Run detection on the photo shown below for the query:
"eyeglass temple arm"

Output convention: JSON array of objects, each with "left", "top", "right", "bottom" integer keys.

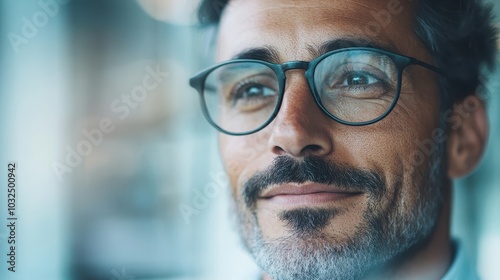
[{"left": 408, "top": 57, "right": 446, "bottom": 76}]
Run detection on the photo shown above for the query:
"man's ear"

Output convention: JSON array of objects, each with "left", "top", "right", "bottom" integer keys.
[{"left": 447, "top": 95, "right": 489, "bottom": 178}]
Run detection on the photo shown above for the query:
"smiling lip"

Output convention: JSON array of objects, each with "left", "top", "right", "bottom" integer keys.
[{"left": 259, "top": 183, "right": 362, "bottom": 206}]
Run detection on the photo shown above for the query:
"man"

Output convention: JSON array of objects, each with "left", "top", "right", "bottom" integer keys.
[{"left": 189, "top": 0, "right": 497, "bottom": 279}]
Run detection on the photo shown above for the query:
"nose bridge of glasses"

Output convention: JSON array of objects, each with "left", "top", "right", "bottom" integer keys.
[{"left": 281, "top": 61, "right": 309, "bottom": 72}]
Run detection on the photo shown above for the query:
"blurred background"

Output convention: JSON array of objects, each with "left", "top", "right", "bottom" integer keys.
[{"left": 0, "top": 0, "right": 498, "bottom": 279}]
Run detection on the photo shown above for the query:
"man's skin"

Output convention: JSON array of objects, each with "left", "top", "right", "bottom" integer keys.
[{"left": 214, "top": 0, "right": 488, "bottom": 278}]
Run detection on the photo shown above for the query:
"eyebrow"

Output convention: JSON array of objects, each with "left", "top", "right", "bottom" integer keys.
[
  {"left": 230, "top": 38, "right": 400, "bottom": 63},
  {"left": 313, "top": 38, "right": 399, "bottom": 57},
  {"left": 232, "top": 46, "right": 281, "bottom": 63}
]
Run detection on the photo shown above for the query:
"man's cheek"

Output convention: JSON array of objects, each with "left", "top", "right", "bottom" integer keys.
[
  {"left": 222, "top": 158, "right": 243, "bottom": 195},
  {"left": 220, "top": 142, "right": 254, "bottom": 194}
]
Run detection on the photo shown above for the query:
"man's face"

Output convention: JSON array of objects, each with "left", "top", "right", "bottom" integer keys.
[{"left": 216, "top": 0, "right": 446, "bottom": 279}]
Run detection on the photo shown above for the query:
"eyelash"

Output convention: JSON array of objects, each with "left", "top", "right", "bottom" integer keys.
[{"left": 336, "top": 68, "right": 389, "bottom": 88}]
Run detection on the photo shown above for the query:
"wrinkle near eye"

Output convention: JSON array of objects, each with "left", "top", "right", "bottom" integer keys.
[{"left": 391, "top": 98, "right": 415, "bottom": 120}]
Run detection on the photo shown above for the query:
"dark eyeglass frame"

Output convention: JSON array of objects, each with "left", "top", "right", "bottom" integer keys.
[{"left": 189, "top": 47, "right": 444, "bottom": 136}]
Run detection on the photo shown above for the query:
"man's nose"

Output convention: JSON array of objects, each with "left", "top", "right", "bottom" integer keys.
[{"left": 268, "top": 71, "right": 334, "bottom": 158}]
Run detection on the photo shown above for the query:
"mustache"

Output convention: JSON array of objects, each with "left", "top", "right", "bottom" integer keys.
[{"left": 242, "top": 156, "right": 386, "bottom": 208}]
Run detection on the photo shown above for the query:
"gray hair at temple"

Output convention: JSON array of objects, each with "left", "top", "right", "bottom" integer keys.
[{"left": 196, "top": 0, "right": 498, "bottom": 111}]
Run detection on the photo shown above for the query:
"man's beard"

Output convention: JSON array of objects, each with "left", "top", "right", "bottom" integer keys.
[{"left": 231, "top": 143, "right": 446, "bottom": 280}]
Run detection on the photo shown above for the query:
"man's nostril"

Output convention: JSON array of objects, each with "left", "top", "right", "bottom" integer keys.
[{"left": 301, "top": 144, "right": 325, "bottom": 156}]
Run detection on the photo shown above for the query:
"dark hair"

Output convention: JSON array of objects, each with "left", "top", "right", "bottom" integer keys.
[{"left": 196, "top": 0, "right": 498, "bottom": 109}]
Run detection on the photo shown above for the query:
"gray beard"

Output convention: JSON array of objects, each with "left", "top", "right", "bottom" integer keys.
[{"left": 234, "top": 143, "right": 446, "bottom": 280}]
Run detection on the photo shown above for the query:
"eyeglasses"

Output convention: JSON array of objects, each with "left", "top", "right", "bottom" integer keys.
[{"left": 189, "top": 47, "right": 443, "bottom": 136}]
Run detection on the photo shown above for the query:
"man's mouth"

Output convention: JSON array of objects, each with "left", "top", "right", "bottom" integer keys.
[{"left": 258, "top": 183, "right": 363, "bottom": 207}]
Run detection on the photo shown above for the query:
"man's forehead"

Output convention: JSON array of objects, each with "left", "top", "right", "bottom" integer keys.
[
  {"left": 217, "top": 0, "right": 419, "bottom": 62},
  {"left": 226, "top": 0, "right": 348, "bottom": 14},
  {"left": 222, "top": 0, "right": 419, "bottom": 16}
]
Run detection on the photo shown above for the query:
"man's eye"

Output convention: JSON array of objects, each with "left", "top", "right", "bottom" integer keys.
[
  {"left": 342, "top": 73, "right": 379, "bottom": 87},
  {"left": 230, "top": 81, "right": 277, "bottom": 104},
  {"left": 224, "top": 80, "right": 278, "bottom": 112},
  {"left": 320, "top": 70, "right": 390, "bottom": 100},
  {"left": 236, "top": 84, "right": 276, "bottom": 99}
]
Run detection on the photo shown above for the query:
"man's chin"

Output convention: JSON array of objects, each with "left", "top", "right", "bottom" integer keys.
[
  {"left": 250, "top": 208, "right": 359, "bottom": 255},
  {"left": 247, "top": 223, "right": 379, "bottom": 280},
  {"left": 266, "top": 230, "right": 347, "bottom": 251}
]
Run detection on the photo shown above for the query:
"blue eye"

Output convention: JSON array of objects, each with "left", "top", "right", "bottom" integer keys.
[
  {"left": 237, "top": 84, "right": 276, "bottom": 99},
  {"left": 319, "top": 69, "right": 391, "bottom": 100},
  {"left": 343, "top": 73, "right": 378, "bottom": 86},
  {"left": 228, "top": 78, "right": 278, "bottom": 111},
  {"left": 231, "top": 82, "right": 277, "bottom": 108}
]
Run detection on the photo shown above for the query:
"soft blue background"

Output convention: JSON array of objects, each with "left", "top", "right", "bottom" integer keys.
[{"left": 0, "top": 0, "right": 498, "bottom": 279}]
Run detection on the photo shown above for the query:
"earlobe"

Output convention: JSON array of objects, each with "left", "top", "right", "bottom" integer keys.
[{"left": 447, "top": 95, "right": 489, "bottom": 178}]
